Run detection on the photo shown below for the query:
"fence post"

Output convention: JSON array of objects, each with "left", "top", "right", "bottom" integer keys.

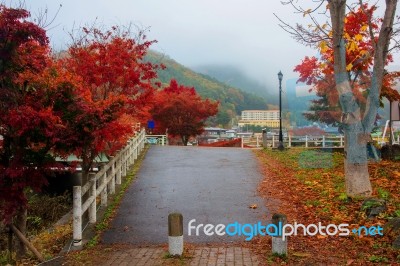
[
  {"left": 256, "top": 135, "right": 259, "bottom": 147},
  {"left": 101, "top": 172, "right": 108, "bottom": 207},
  {"left": 116, "top": 156, "right": 122, "bottom": 185},
  {"left": 322, "top": 135, "right": 325, "bottom": 148},
  {"left": 125, "top": 149, "right": 129, "bottom": 173},
  {"left": 241, "top": 136, "right": 244, "bottom": 148},
  {"left": 135, "top": 141, "right": 138, "bottom": 160},
  {"left": 168, "top": 213, "right": 183, "bottom": 256},
  {"left": 122, "top": 151, "right": 126, "bottom": 177},
  {"left": 288, "top": 134, "right": 291, "bottom": 148},
  {"left": 161, "top": 136, "right": 165, "bottom": 146},
  {"left": 272, "top": 213, "right": 287, "bottom": 256},
  {"left": 73, "top": 186, "right": 82, "bottom": 247},
  {"left": 340, "top": 135, "right": 344, "bottom": 147},
  {"left": 110, "top": 162, "right": 115, "bottom": 195},
  {"left": 272, "top": 135, "right": 275, "bottom": 148},
  {"left": 305, "top": 135, "right": 308, "bottom": 148},
  {"left": 89, "top": 175, "right": 97, "bottom": 224},
  {"left": 262, "top": 129, "right": 267, "bottom": 147},
  {"left": 130, "top": 141, "right": 134, "bottom": 164}
]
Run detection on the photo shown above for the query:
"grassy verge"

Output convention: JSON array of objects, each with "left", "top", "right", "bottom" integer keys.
[{"left": 251, "top": 148, "right": 400, "bottom": 264}]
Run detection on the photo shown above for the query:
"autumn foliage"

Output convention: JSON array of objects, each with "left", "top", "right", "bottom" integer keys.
[
  {"left": 294, "top": 4, "right": 400, "bottom": 125},
  {"left": 0, "top": 4, "right": 219, "bottom": 226},
  {"left": 59, "top": 26, "right": 161, "bottom": 178},
  {"left": 254, "top": 149, "right": 400, "bottom": 264},
  {"left": 151, "top": 80, "right": 218, "bottom": 146},
  {"left": 0, "top": 6, "right": 164, "bottom": 224},
  {"left": 0, "top": 5, "right": 64, "bottom": 222}
]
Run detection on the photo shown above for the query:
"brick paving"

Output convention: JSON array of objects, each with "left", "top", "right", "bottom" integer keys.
[{"left": 99, "top": 246, "right": 261, "bottom": 266}]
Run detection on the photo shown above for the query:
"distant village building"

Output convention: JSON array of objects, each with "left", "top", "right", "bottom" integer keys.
[
  {"left": 197, "top": 127, "right": 233, "bottom": 144},
  {"left": 238, "top": 110, "right": 280, "bottom": 128}
]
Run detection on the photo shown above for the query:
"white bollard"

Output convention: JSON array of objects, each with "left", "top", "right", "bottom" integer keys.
[
  {"left": 168, "top": 213, "right": 183, "bottom": 256},
  {"left": 272, "top": 213, "right": 287, "bottom": 256}
]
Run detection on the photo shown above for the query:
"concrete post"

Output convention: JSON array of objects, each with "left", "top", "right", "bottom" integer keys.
[
  {"left": 262, "top": 129, "right": 267, "bottom": 147},
  {"left": 122, "top": 151, "right": 126, "bottom": 177},
  {"left": 73, "top": 186, "right": 82, "bottom": 246},
  {"left": 256, "top": 135, "right": 259, "bottom": 147},
  {"left": 130, "top": 141, "right": 134, "bottom": 164},
  {"left": 272, "top": 135, "right": 275, "bottom": 148},
  {"left": 89, "top": 176, "right": 96, "bottom": 224},
  {"left": 305, "top": 135, "right": 308, "bottom": 148},
  {"left": 116, "top": 157, "right": 122, "bottom": 185},
  {"left": 101, "top": 173, "right": 107, "bottom": 207},
  {"left": 168, "top": 213, "right": 183, "bottom": 256},
  {"left": 272, "top": 213, "right": 287, "bottom": 256},
  {"left": 241, "top": 136, "right": 244, "bottom": 148},
  {"left": 340, "top": 135, "right": 344, "bottom": 147},
  {"left": 110, "top": 163, "right": 115, "bottom": 194}
]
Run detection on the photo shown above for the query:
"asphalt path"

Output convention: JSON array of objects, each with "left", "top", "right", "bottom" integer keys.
[{"left": 101, "top": 146, "right": 268, "bottom": 245}]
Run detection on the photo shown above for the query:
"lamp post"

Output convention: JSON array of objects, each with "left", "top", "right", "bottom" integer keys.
[{"left": 278, "top": 71, "right": 284, "bottom": 150}]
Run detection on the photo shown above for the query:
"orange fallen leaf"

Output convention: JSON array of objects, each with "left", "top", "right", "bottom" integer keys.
[{"left": 292, "top": 252, "right": 311, "bottom": 257}]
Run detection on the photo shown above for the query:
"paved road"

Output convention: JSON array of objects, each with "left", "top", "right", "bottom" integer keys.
[{"left": 101, "top": 146, "right": 268, "bottom": 245}]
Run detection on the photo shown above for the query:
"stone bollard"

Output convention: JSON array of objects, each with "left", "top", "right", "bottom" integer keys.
[
  {"left": 272, "top": 213, "right": 287, "bottom": 256},
  {"left": 168, "top": 213, "right": 183, "bottom": 256},
  {"left": 262, "top": 129, "right": 267, "bottom": 147}
]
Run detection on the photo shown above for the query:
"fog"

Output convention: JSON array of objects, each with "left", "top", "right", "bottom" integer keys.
[{"left": 23, "top": 0, "right": 399, "bottom": 93}]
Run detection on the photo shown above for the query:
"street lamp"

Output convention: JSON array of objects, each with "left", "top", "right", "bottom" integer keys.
[{"left": 277, "top": 71, "right": 284, "bottom": 150}]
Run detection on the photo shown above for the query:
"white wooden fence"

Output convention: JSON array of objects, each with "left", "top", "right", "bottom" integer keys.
[
  {"left": 145, "top": 134, "right": 168, "bottom": 145},
  {"left": 243, "top": 134, "right": 345, "bottom": 148},
  {"left": 72, "top": 128, "right": 146, "bottom": 246}
]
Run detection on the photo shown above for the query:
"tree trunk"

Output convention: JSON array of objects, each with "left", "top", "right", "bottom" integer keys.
[
  {"left": 181, "top": 136, "right": 189, "bottom": 146},
  {"left": 15, "top": 207, "right": 27, "bottom": 259},
  {"left": 344, "top": 122, "right": 372, "bottom": 197}
]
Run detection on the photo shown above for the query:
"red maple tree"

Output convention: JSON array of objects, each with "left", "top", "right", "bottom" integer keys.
[
  {"left": 60, "top": 26, "right": 161, "bottom": 180},
  {"left": 0, "top": 5, "right": 86, "bottom": 257},
  {"left": 151, "top": 80, "right": 219, "bottom": 145}
]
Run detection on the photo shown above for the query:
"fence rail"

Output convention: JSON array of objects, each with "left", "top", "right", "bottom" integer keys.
[
  {"left": 145, "top": 135, "right": 168, "bottom": 145},
  {"left": 72, "top": 128, "right": 146, "bottom": 246},
  {"left": 244, "top": 134, "right": 397, "bottom": 148},
  {"left": 242, "top": 134, "right": 345, "bottom": 148}
]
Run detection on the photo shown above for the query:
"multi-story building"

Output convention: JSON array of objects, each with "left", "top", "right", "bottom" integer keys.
[{"left": 238, "top": 110, "right": 280, "bottom": 128}]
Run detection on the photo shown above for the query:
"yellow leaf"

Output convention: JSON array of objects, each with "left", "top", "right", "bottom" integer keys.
[
  {"left": 319, "top": 41, "right": 329, "bottom": 53},
  {"left": 293, "top": 252, "right": 311, "bottom": 257},
  {"left": 361, "top": 25, "right": 368, "bottom": 32},
  {"left": 346, "top": 63, "right": 353, "bottom": 71},
  {"left": 303, "top": 8, "right": 312, "bottom": 17},
  {"left": 347, "top": 41, "right": 358, "bottom": 52},
  {"left": 355, "top": 34, "right": 363, "bottom": 41}
]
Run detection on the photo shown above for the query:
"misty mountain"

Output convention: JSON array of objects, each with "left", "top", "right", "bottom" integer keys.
[
  {"left": 145, "top": 51, "right": 268, "bottom": 126},
  {"left": 193, "top": 64, "right": 277, "bottom": 105}
]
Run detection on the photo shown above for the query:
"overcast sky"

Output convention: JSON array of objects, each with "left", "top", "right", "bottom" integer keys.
[{"left": 23, "top": 0, "right": 399, "bottom": 90}]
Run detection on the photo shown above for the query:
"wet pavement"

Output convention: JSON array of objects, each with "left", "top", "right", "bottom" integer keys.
[{"left": 101, "top": 146, "right": 268, "bottom": 245}]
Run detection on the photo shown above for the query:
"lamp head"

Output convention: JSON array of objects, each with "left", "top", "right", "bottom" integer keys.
[{"left": 278, "top": 71, "right": 283, "bottom": 81}]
